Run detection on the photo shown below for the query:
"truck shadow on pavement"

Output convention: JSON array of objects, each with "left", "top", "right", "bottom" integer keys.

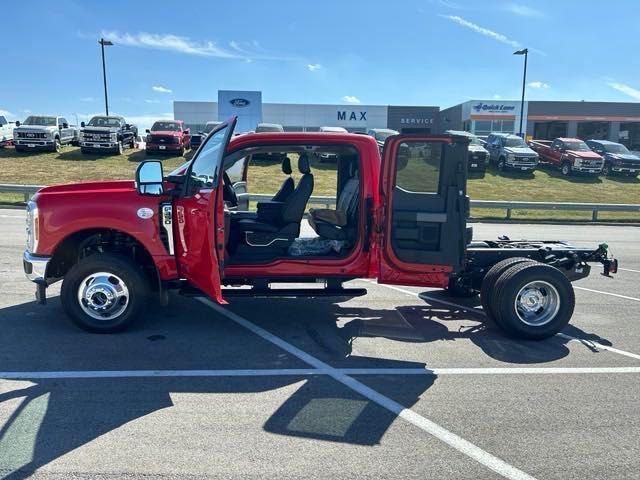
[{"left": 0, "top": 297, "right": 434, "bottom": 478}]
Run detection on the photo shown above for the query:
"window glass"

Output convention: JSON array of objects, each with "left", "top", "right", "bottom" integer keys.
[
  {"left": 394, "top": 141, "right": 443, "bottom": 194},
  {"left": 189, "top": 124, "right": 229, "bottom": 189},
  {"left": 474, "top": 120, "right": 492, "bottom": 136}
]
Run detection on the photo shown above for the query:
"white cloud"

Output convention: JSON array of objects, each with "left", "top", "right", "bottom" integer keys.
[
  {"left": 98, "top": 30, "right": 297, "bottom": 62},
  {"left": 505, "top": 4, "right": 543, "bottom": 17},
  {"left": 608, "top": 82, "right": 640, "bottom": 101},
  {"left": 0, "top": 109, "right": 13, "bottom": 117},
  {"left": 307, "top": 63, "right": 322, "bottom": 72},
  {"left": 438, "top": 0, "right": 463, "bottom": 9},
  {"left": 23, "top": 109, "right": 31, "bottom": 114},
  {"left": 440, "top": 15, "right": 521, "bottom": 48},
  {"left": 342, "top": 96, "right": 361, "bottom": 104},
  {"left": 145, "top": 99, "right": 161, "bottom": 104},
  {"left": 80, "top": 96, "right": 95, "bottom": 102},
  {"left": 528, "top": 81, "right": 550, "bottom": 89},
  {"left": 152, "top": 85, "right": 172, "bottom": 94}
]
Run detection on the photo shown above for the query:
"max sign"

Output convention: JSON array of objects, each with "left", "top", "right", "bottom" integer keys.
[{"left": 337, "top": 111, "right": 367, "bottom": 121}]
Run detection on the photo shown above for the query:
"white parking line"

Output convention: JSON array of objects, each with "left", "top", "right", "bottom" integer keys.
[
  {"left": 198, "top": 298, "right": 537, "bottom": 480},
  {"left": 364, "top": 281, "right": 640, "bottom": 362},
  {"left": 2, "top": 366, "right": 640, "bottom": 380},
  {"left": 574, "top": 286, "right": 640, "bottom": 302},
  {"left": 620, "top": 267, "right": 640, "bottom": 274}
]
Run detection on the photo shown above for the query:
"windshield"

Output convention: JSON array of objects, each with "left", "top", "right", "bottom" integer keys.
[
  {"left": 152, "top": 121, "right": 180, "bottom": 131},
  {"left": 603, "top": 143, "right": 630, "bottom": 154},
  {"left": 24, "top": 116, "right": 56, "bottom": 126},
  {"left": 505, "top": 137, "right": 527, "bottom": 148},
  {"left": 563, "top": 141, "right": 590, "bottom": 152},
  {"left": 88, "top": 116, "right": 122, "bottom": 127},
  {"left": 374, "top": 130, "right": 399, "bottom": 142}
]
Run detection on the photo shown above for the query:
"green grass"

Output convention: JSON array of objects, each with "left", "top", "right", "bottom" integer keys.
[{"left": 1, "top": 145, "right": 638, "bottom": 221}]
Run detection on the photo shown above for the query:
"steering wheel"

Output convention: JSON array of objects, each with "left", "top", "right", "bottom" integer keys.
[{"left": 222, "top": 171, "right": 239, "bottom": 207}]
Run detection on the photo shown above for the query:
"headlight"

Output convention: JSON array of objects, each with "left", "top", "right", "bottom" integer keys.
[
  {"left": 26, "top": 200, "right": 39, "bottom": 253},
  {"left": 573, "top": 157, "right": 582, "bottom": 166},
  {"left": 507, "top": 154, "right": 515, "bottom": 161},
  {"left": 110, "top": 133, "right": 118, "bottom": 141}
]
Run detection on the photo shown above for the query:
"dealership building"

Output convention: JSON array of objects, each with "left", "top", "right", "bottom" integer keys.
[
  {"left": 174, "top": 90, "right": 440, "bottom": 136},
  {"left": 441, "top": 100, "right": 640, "bottom": 148},
  {"left": 174, "top": 91, "right": 640, "bottom": 149}
]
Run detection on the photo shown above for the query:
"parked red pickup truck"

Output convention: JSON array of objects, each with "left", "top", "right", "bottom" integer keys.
[
  {"left": 23, "top": 117, "right": 617, "bottom": 339},
  {"left": 528, "top": 138, "right": 604, "bottom": 176},
  {"left": 145, "top": 120, "right": 190, "bottom": 156}
]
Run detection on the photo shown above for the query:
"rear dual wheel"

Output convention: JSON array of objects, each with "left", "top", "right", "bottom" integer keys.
[{"left": 481, "top": 259, "right": 574, "bottom": 339}]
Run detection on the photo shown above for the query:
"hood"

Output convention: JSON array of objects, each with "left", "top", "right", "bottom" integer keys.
[
  {"left": 15, "top": 125, "right": 56, "bottom": 132},
  {"left": 566, "top": 150, "right": 601, "bottom": 159},
  {"left": 468, "top": 144, "right": 489, "bottom": 154},
  {"left": 81, "top": 126, "right": 119, "bottom": 133},
  {"left": 37, "top": 180, "right": 135, "bottom": 196},
  {"left": 504, "top": 146, "right": 536, "bottom": 155},
  {"left": 606, "top": 153, "right": 640, "bottom": 162},
  {"left": 150, "top": 130, "right": 182, "bottom": 136}
]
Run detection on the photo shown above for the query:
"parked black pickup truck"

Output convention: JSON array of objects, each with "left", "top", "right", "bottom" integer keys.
[
  {"left": 79, "top": 116, "right": 138, "bottom": 155},
  {"left": 586, "top": 140, "right": 640, "bottom": 177}
]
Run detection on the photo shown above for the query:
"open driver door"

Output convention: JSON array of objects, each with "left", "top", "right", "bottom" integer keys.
[
  {"left": 175, "top": 117, "right": 237, "bottom": 303},
  {"left": 377, "top": 134, "right": 469, "bottom": 288}
]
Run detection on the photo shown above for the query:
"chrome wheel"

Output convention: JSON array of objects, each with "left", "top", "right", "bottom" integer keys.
[
  {"left": 514, "top": 280, "right": 560, "bottom": 326},
  {"left": 77, "top": 272, "right": 130, "bottom": 321}
]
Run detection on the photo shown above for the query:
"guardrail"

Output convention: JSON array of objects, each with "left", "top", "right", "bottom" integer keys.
[{"left": 1, "top": 184, "right": 639, "bottom": 221}]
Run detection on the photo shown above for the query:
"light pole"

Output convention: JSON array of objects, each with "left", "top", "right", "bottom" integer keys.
[
  {"left": 99, "top": 38, "right": 113, "bottom": 116},
  {"left": 514, "top": 48, "right": 528, "bottom": 137}
]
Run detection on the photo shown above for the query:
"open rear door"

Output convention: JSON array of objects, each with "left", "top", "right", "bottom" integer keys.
[
  {"left": 377, "top": 135, "right": 469, "bottom": 287},
  {"left": 175, "top": 117, "right": 237, "bottom": 302}
]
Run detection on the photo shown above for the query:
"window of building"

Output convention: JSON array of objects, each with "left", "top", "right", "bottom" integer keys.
[
  {"left": 473, "top": 119, "right": 516, "bottom": 136},
  {"left": 619, "top": 122, "right": 640, "bottom": 150},
  {"left": 577, "top": 122, "right": 610, "bottom": 140}
]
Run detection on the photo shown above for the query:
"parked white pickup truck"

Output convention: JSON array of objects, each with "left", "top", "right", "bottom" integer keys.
[{"left": 0, "top": 115, "right": 15, "bottom": 147}]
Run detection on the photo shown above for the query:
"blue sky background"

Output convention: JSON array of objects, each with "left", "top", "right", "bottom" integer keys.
[{"left": 1, "top": 0, "right": 639, "bottom": 129}]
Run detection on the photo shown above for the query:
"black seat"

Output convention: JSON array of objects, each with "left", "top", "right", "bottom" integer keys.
[
  {"left": 235, "top": 154, "right": 314, "bottom": 248},
  {"left": 308, "top": 161, "right": 359, "bottom": 241},
  {"left": 271, "top": 156, "right": 295, "bottom": 202}
]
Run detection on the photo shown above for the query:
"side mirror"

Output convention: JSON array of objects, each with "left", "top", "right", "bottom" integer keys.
[
  {"left": 125, "top": 124, "right": 131, "bottom": 130},
  {"left": 145, "top": 129, "right": 150, "bottom": 134},
  {"left": 63, "top": 123, "right": 69, "bottom": 128},
  {"left": 184, "top": 129, "right": 190, "bottom": 134},
  {"left": 135, "top": 161, "right": 164, "bottom": 196},
  {"left": 81, "top": 121, "right": 86, "bottom": 128},
  {"left": 15, "top": 121, "right": 20, "bottom": 127}
]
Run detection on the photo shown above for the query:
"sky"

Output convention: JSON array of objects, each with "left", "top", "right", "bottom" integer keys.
[{"left": 1, "top": 0, "right": 640, "bottom": 130}]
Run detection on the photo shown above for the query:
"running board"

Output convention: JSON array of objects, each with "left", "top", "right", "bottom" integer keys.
[{"left": 222, "top": 287, "right": 368, "bottom": 298}]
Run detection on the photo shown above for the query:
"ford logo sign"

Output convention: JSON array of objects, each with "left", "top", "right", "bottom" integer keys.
[{"left": 229, "top": 98, "right": 250, "bottom": 108}]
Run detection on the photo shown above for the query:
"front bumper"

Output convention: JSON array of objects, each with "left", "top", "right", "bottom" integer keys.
[
  {"left": 14, "top": 139, "right": 55, "bottom": 149},
  {"left": 506, "top": 159, "right": 538, "bottom": 170},
  {"left": 146, "top": 143, "right": 182, "bottom": 152},
  {"left": 612, "top": 166, "right": 640, "bottom": 173},
  {"left": 571, "top": 164, "right": 603, "bottom": 174},
  {"left": 23, "top": 250, "right": 51, "bottom": 283}
]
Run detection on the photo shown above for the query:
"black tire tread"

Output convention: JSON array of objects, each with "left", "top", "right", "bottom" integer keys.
[{"left": 481, "top": 257, "right": 537, "bottom": 322}]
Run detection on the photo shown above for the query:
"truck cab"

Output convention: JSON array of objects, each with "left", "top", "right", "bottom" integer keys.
[
  {"left": 23, "top": 117, "right": 617, "bottom": 340},
  {"left": 145, "top": 120, "right": 190, "bottom": 156},
  {"left": 485, "top": 133, "right": 539, "bottom": 172},
  {"left": 80, "top": 115, "right": 138, "bottom": 155},
  {"left": 13, "top": 115, "right": 77, "bottom": 152}
]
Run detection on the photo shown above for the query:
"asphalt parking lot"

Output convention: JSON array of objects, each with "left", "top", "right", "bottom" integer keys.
[{"left": 1, "top": 208, "right": 639, "bottom": 480}]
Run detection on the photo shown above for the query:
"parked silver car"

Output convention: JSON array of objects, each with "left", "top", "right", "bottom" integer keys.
[
  {"left": 485, "top": 132, "right": 539, "bottom": 172},
  {"left": 13, "top": 115, "right": 78, "bottom": 152}
]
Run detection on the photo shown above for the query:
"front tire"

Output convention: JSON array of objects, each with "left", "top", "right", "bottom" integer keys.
[
  {"left": 116, "top": 141, "right": 124, "bottom": 155},
  {"left": 52, "top": 137, "right": 61, "bottom": 153},
  {"left": 492, "top": 263, "right": 575, "bottom": 340},
  {"left": 61, "top": 253, "right": 148, "bottom": 333},
  {"left": 561, "top": 162, "right": 572, "bottom": 176},
  {"left": 497, "top": 157, "right": 506, "bottom": 171},
  {"left": 602, "top": 163, "right": 612, "bottom": 176}
]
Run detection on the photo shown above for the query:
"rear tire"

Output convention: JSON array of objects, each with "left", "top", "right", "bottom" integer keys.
[
  {"left": 61, "top": 253, "right": 148, "bottom": 333},
  {"left": 481, "top": 257, "right": 537, "bottom": 323},
  {"left": 492, "top": 263, "right": 575, "bottom": 340}
]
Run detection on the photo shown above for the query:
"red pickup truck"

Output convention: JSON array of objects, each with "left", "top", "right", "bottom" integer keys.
[
  {"left": 145, "top": 120, "right": 190, "bottom": 156},
  {"left": 528, "top": 138, "right": 604, "bottom": 176},
  {"left": 23, "top": 117, "right": 617, "bottom": 339}
]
